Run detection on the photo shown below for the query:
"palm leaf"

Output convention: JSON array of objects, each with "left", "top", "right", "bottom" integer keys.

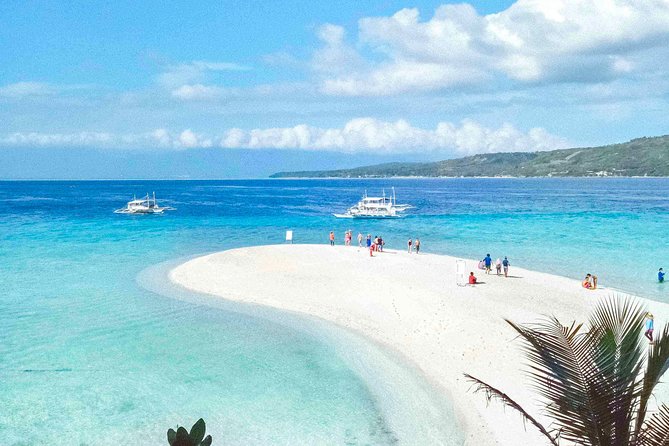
[
  {"left": 635, "top": 324, "right": 669, "bottom": 442},
  {"left": 464, "top": 373, "right": 559, "bottom": 446},
  {"left": 637, "top": 404, "right": 669, "bottom": 446},
  {"left": 507, "top": 318, "right": 611, "bottom": 445},
  {"left": 588, "top": 296, "right": 646, "bottom": 445}
]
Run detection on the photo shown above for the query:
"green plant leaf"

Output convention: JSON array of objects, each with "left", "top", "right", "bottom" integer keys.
[
  {"left": 175, "top": 426, "right": 191, "bottom": 446},
  {"left": 167, "top": 428, "right": 177, "bottom": 446},
  {"left": 190, "top": 418, "right": 206, "bottom": 444},
  {"left": 201, "top": 435, "right": 213, "bottom": 446}
]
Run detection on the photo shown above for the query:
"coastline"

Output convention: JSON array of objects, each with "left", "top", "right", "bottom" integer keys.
[
  {"left": 169, "top": 244, "right": 669, "bottom": 445},
  {"left": 138, "top": 256, "right": 467, "bottom": 445}
]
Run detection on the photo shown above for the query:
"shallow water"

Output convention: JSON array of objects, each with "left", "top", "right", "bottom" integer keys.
[{"left": 0, "top": 178, "right": 667, "bottom": 444}]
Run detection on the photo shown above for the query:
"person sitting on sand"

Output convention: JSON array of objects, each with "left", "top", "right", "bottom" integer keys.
[
  {"left": 645, "top": 313, "right": 655, "bottom": 343},
  {"left": 659, "top": 268, "right": 665, "bottom": 283},
  {"left": 469, "top": 272, "right": 477, "bottom": 285},
  {"left": 582, "top": 273, "right": 598, "bottom": 290}
]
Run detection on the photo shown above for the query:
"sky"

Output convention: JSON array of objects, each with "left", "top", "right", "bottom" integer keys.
[{"left": 1, "top": 0, "right": 668, "bottom": 178}]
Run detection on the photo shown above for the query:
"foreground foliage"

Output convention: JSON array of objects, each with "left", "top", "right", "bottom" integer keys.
[
  {"left": 167, "top": 418, "right": 212, "bottom": 446},
  {"left": 466, "top": 296, "right": 669, "bottom": 446}
]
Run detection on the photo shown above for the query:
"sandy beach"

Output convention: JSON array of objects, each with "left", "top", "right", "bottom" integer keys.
[{"left": 170, "top": 244, "right": 669, "bottom": 445}]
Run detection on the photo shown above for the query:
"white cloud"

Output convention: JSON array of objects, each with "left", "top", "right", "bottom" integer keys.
[
  {"left": 0, "top": 82, "right": 57, "bottom": 98},
  {"left": 219, "top": 118, "right": 569, "bottom": 154},
  {"left": 1, "top": 131, "right": 114, "bottom": 146},
  {"left": 0, "top": 128, "right": 212, "bottom": 150},
  {"left": 0, "top": 119, "right": 568, "bottom": 155},
  {"left": 178, "top": 129, "right": 199, "bottom": 148},
  {"left": 171, "top": 84, "right": 228, "bottom": 100},
  {"left": 157, "top": 60, "right": 250, "bottom": 88},
  {"left": 312, "top": 24, "right": 366, "bottom": 76},
  {"left": 315, "top": 0, "right": 669, "bottom": 95}
]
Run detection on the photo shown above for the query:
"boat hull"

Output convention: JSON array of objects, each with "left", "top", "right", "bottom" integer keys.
[{"left": 333, "top": 213, "right": 403, "bottom": 219}]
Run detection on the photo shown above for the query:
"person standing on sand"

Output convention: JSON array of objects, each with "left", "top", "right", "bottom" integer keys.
[
  {"left": 408, "top": 238, "right": 413, "bottom": 253},
  {"left": 329, "top": 231, "right": 335, "bottom": 246},
  {"left": 495, "top": 258, "right": 502, "bottom": 275},
  {"left": 366, "top": 234, "right": 372, "bottom": 249},
  {"left": 483, "top": 254, "right": 492, "bottom": 274},
  {"left": 357, "top": 233, "right": 363, "bottom": 247},
  {"left": 415, "top": 238, "right": 420, "bottom": 253},
  {"left": 502, "top": 256, "right": 510, "bottom": 277},
  {"left": 645, "top": 313, "right": 655, "bottom": 343}
]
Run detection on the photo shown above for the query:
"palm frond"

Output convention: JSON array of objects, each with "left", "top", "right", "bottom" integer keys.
[
  {"left": 636, "top": 323, "right": 669, "bottom": 440},
  {"left": 588, "top": 296, "right": 647, "bottom": 445},
  {"left": 464, "top": 373, "right": 560, "bottom": 446},
  {"left": 507, "top": 317, "right": 610, "bottom": 445},
  {"left": 637, "top": 404, "right": 669, "bottom": 446}
]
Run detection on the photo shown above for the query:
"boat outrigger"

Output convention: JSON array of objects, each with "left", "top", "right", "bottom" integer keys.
[
  {"left": 114, "top": 192, "right": 175, "bottom": 214},
  {"left": 333, "top": 187, "right": 413, "bottom": 219}
]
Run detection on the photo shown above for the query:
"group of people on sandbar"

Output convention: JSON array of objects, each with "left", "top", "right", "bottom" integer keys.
[
  {"left": 328, "top": 230, "right": 386, "bottom": 255},
  {"left": 478, "top": 254, "right": 511, "bottom": 277},
  {"left": 582, "top": 273, "right": 598, "bottom": 290},
  {"left": 468, "top": 254, "right": 511, "bottom": 285},
  {"left": 407, "top": 238, "right": 420, "bottom": 253},
  {"left": 328, "top": 231, "right": 424, "bottom": 258}
]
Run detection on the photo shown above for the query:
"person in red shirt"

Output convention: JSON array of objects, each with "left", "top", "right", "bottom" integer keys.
[{"left": 468, "top": 272, "right": 477, "bottom": 285}]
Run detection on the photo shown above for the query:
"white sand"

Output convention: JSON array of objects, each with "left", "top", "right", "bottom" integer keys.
[{"left": 170, "top": 244, "right": 669, "bottom": 446}]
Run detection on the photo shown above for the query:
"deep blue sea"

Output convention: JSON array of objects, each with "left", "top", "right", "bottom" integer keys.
[{"left": 1, "top": 178, "right": 668, "bottom": 445}]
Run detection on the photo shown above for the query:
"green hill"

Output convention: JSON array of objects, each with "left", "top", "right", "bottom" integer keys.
[{"left": 270, "top": 135, "right": 669, "bottom": 178}]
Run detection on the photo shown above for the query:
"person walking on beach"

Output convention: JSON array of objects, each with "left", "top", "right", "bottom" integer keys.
[
  {"left": 378, "top": 236, "right": 384, "bottom": 252},
  {"left": 415, "top": 238, "right": 420, "bottom": 253},
  {"left": 645, "top": 313, "right": 655, "bottom": 343},
  {"left": 483, "top": 254, "right": 492, "bottom": 274},
  {"left": 408, "top": 238, "right": 413, "bottom": 253},
  {"left": 329, "top": 231, "right": 335, "bottom": 246},
  {"left": 357, "top": 233, "right": 363, "bottom": 247},
  {"left": 502, "top": 256, "right": 510, "bottom": 277},
  {"left": 495, "top": 258, "right": 502, "bottom": 275},
  {"left": 659, "top": 268, "right": 665, "bottom": 283}
]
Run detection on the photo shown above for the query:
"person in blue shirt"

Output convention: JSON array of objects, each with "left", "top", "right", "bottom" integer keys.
[
  {"left": 659, "top": 268, "right": 665, "bottom": 283},
  {"left": 645, "top": 313, "right": 655, "bottom": 343},
  {"left": 483, "top": 254, "right": 492, "bottom": 274},
  {"left": 502, "top": 256, "right": 510, "bottom": 278}
]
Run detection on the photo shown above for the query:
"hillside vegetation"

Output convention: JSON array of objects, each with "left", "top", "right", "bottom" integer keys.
[{"left": 270, "top": 135, "right": 669, "bottom": 178}]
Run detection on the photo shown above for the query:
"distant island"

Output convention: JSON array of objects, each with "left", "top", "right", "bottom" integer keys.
[{"left": 270, "top": 135, "right": 669, "bottom": 178}]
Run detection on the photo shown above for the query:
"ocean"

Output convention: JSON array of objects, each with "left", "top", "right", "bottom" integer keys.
[{"left": 1, "top": 178, "right": 668, "bottom": 445}]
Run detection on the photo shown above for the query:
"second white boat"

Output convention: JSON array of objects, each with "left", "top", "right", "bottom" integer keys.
[{"left": 333, "top": 188, "right": 413, "bottom": 219}]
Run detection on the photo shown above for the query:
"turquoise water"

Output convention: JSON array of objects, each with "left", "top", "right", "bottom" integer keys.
[{"left": 1, "top": 178, "right": 668, "bottom": 444}]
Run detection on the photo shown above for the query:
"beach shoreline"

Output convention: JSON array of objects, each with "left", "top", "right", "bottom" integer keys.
[{"left": 169, "top": 244, "right": 669, "bottom": 446}]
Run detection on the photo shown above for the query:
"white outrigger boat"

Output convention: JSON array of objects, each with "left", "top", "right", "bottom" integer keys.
[
  {"left": 114, "top": 192, "right": 175, "bottom": 214},
  {"left": 333, "top": 187, "right": 413, "bottom": 219}
]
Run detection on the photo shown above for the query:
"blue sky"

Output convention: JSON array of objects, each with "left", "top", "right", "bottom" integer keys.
[{"left": 1, "top": 0, "right": 668, "bottom": 178}]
